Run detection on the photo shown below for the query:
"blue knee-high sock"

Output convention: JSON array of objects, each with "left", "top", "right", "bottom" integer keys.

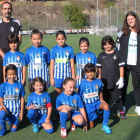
[
  {"left": 0, "top": 111, "right": 7, "bottom": 130},
  {"left": 60, "top": 112, "right": 68, "bottom": 129},
  {"left": 103, "top": 110, "right": 110, "bottom": 126},
  {"left": 73, "top": 121, "right": 84, "bottom": 126},
  {"left": 27, "top": 109, "right": 37, "bottom": 124},
  {"left": 45, "top": 128, "right": 54, "bottom": 134}
]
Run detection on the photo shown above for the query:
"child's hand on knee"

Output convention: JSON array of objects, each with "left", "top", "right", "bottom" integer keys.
[
  {"left": 63, "top": 105, "right": 72, "bottom": 111},
  {"left": 29, "top": 103, "right": 36, "bottom": 109},
  {"left": 45, "top": 118, "right": 51, "bottom": 124},
  {"left": 83, "top": 121, "right": 88, "bottom": 132},
  {"left": 19, "top": 112, "right": 23, "bottom": 121}
]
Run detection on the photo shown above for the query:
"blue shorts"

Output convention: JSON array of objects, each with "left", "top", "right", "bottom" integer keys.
[
  {"left": 85, "top": 101, "right": 101, "bottom": 121},
  {"left": 70, "top": 111, "right": 81, "bottom": 120},
  {"left": 37, "top": 113, "right": 53, "bottom": 125},
  {"left": 7, "top": 108, "right": 20, "bottom": 126},
  {"left": 54, "top": 78, "right": 64, "bottom": 88}
]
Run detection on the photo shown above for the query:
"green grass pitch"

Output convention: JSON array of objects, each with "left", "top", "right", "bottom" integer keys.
[{"left": 2, "top": 34, "right": 140, "bottom": 140}]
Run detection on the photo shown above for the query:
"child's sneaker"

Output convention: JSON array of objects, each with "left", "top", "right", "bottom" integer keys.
[
  {"left": 135, "top": 106, "right": 140, "bottom": 115},
  {"left": 71, "top": 124, "right": 76, "bottom": 131},
  {"left": 0, "top": 128, "right": 7, "bottom": 136},
  {"left": 102, "top": 125, "right": 111, "bottom": 134},
  {"left": 32, "top": 124, "right": 39, "bottom": 133},
  {"left": 120, "top": 111, "right": 127, "bottom": 120},
  {"left": 61, "top": 128, "right": 67, "bottom": 137}
]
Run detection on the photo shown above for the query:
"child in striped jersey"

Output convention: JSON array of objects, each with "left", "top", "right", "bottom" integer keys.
[
  {"left": 50, "top": 30, "right": 75, "bottom": 96},
  {"left": 3, "top": 34, "right": 26, "bottom": 86},
  {"left": 75, "top": 37, "right": 97, "bottom": 92},
  {"left": 78, "top": 63, "right": 111, "bottom": 134},
  {"left": 0, "top": 64, "right": 25, "bottom": 136},
  {"left": 25, "top": 29, "right": 50, "bottom": 88},
  {"left": 27, "top": 77, "right": 53, "bottom": 134}
]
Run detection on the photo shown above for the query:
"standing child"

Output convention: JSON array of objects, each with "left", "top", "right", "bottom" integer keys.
[
  {"left": 0, "top": 64, "right": 25, "bottom": 136},
  {"left": 3, "top": 34, "right": 26, "bottom": 86},
  {"left": 75, "top": 37, "right": 97, "bottom": 92},
  {"left": 27, "top": 77, "right": 53, "bottom": 134},
  {"left": 56, "top": 78, "right": 87, "bottom": 137},
  {"left": 78, "top": 63, "right": 111, "bottom": 134},
  {"left": 25, "top": 29, "right": 50, "bottom": 87},
  {"left": 96, "top": 36, "right": 126, "bottom": 119},
  {"left": 50, "top": 30, "right": 75, "bottom": 96}
]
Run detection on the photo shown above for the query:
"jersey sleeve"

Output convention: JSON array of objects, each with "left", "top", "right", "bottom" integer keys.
[
  {"left": 27, "top": 95, "right": 32, "bottom": 107},
  {"left": 98, "top": 79, "right": 104, "bottom": 91},
  {"left": 46, "top": 93, "right": 51, "bottom": 103},
  {"left": 116, "top": 31, "right": 123, "bottom": 51},
  {"left": 20, "top": 84, "right": 25, "bottom": 97},
  {"left": 94, "top": 54, "right": 97, "bottom": 65},
  {"left": 56, "top": 96, "right": 61, "bottom": 109},
  {"left": 17, "top": 20, "right": 23, "bottom": 35},
  {"left": 118, "top": 52, "right": 125, "bottom": 67},
  {"left": 21, "top": 53, "right": 26, "bottom": 66},
  {"left": 77, "top": 83, "right": 84, "bottom": 97},
  {"left": 77, "top": 94, "right": 84, "bottom": 109},
  {"left": 50, "top": 48, "right": 55, "bottom": 60},
  {"left": 25, "top": 50, "right": 30, "bottom": 65},
  {"left": 0, "top": 84, "right": 4, "bottom": 98},
  {"left": 96, "top": 53, "right": 102, "bottom": 68},
  {"left": 3, "top": 54, "right": 7, "bottom": 66},
  {"left": 70, "top": 47, "right": 74, "bottom": 59},
  {"left": 46, "top": 49, "right": 50, "bottom": 64}
]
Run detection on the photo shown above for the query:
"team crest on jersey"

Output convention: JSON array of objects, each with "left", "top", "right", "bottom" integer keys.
[
  {"left": 95, "top": 85, "right": 98, "bottom": 90},
  {"left": 10, "top": 27, "right": 14, "bottom": 32},
  {"left": 44, "top": 99, "right": 46, "bottom": 103},
  {"left": 88, "top": 57, "right": 91, "bottom": 62},
  {"left": 36, "top": 53, "right": 39, "bottom": 57},
  {"left": 15, "top": 88, "right": 19, "bottom": 93},
  {"left": 72, "top": 99, "right": 76, "bottom": 104},
  {"left": 17, "top": 56, "right": 20, "bottom": 61},
  {"left": 113, "top": 55, "right": 116, "bottom": 60},
  {"left": 66, "top": 51, "right": 69, "bottom": 56}
]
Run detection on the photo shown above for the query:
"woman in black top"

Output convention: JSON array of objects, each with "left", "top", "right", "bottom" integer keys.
[{"left": 116, "top": 11, "right": 140, "bottom": 115}]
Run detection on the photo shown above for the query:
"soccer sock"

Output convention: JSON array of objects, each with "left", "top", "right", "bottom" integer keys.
[
  {"left": 0, "top": 110, "right": 7, "bottom": 129},
  {"left": 73, "top": 121, "right": 84, "bottom": 126},
  {"left": 60, "top": 112, "right": 68, "bottom": 129},
  {"left": 103, "top": 110, "right": 110, "bottom": 126},
  {"left": 45, "top": 128, "right": 54, "bottom": 134},
  {"left": 116, "top": 100, "right": 123, "bottom": 112},
  {"left": 27, "top": 109, "right": 37, "bottom": 124}
]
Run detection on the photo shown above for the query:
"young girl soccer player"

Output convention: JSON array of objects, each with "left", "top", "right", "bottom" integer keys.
[
  {"left": 78, "top": 63, "right": 111, "bottom": 134},
  {"left": 50, "top": 30, "right": 75, "bottom": 120},
  {"left": 96, "top": 36, "right": 126, "bottom": 119},
  {"left": 27, "top": 77, "right": 53, "bottom": 134},
  {"left": 56, "top": 78, "right": 87, "bottom": 137},
  {"left": 50, "top": 30, "right": 75, "bottom": 96},
  {"left": 3, "top": 34, "right": 26, "bottom": 86},
  {"left": 0, "top": 64, "right": 25, "bottom": 136},
  {"left": 75, "top": 37, "right": 97, "bottom": 92},
  {"left": 25, "top": 29, "right": 50, "bottom": 87}
]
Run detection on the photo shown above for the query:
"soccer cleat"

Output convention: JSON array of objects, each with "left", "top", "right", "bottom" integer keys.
[
  {"left": 0, "top": 128, "right": 7, "bottom": 136},
  {"left": 71, "top": 124, "right": 76, "bottom": 131},
  {"left": 120, "top": 111, "right": 127, "bottom": 120},
  {"left": 61, "top": 128, "right": 67, "bottom": 137},
  {"left": 102, "top": 125, "right": 111, "bottom": 134},
  {"left": 135, "top": 106, "right": 140, "bottom": 115},
  {"left": 32, "top": 124, "right": 39, "bottom": 133}
]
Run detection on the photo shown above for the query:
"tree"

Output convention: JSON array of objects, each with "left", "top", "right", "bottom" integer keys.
[{"left": 63, "top": 3, "right": 88, "bottom": 29}]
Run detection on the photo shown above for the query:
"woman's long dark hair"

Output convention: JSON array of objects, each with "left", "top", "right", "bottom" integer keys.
[{"left": 122, "top": 11, "right": 140, "bottom": 34}]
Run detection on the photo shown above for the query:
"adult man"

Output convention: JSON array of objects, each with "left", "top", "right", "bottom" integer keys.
[{"left": 0, "top": 2, "right": 22, "bottom": 84}]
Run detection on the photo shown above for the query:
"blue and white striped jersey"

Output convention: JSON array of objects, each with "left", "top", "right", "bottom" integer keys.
[
  {"left": 56, "top": 92, "right": 84, "bottom": 112},
  {"left": 27, "top": 92, "right": 51, "bottom": 115},
  {"left": 75, "top": 51, "right": 97, "bottom": 87},
  {"left": 3, "top": 51, "right": 26, "bottom": 83},
  {"left": 78, "top": 79, "right": 103, "bottom": 104},
  {"left": 25, "top": 46, "right": 50, "bottom": 86},
  {"left": 0, "top": 81, "right": 25, "bottom": 116},
  {"left": 50, "top": 44, "right": 74, "bottom": 79}
]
